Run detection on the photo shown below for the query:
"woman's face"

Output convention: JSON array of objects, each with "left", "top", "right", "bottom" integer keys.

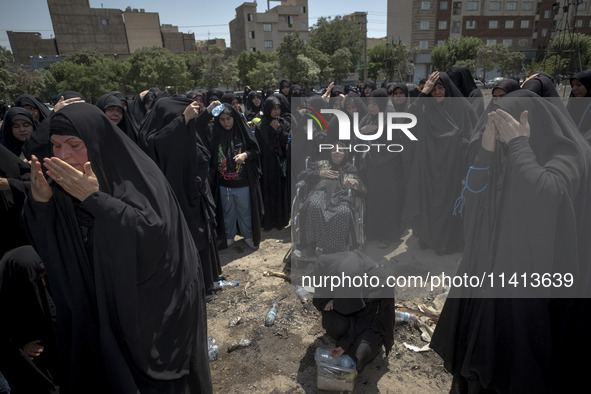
[
  {"left": 432, "top": 83, "right": 446, "bottom": 102},
  {"left": 252, "top": 96, "right": 261, "bottom": 107},
  {"left": 219, "top": 113, "right": 234, "bottom": 131},
  {"left": 271, "top": 104, "right": 281, "bottom": 119},
  {"left": 22, "top": 104, "right": 40, "bottom": 121},
  {"left": 231, "top": 98, "right": 241, "bottom": 112},
  {"left": 364, "top": 86, "right": 372, "bottom": 96},
  {"left": 11, "top": 119, "right": 34, "bottom": 142},
  {"left": 51, "top": 135, "right": 88, "bottom": 171},
  {"left": 345, "top": 101, "right": 357, "bottom": 116},
  {"left": 392, "top": 88, "right": 407, "bottom": 105},
  {"left": 331, "top": 150, "right": 345, "bottom": 165},
  {"left": 105, "top": 106, "right": 123, "bottom": 125},
  {"left": 281, "top": 85, "right": 290, "bottom": 96},
  {"left": 368, "top": 99, "right": 379, "bottom": 115},
  {"left": 572, "top": 79, "right": 588, "bottom": 98}
]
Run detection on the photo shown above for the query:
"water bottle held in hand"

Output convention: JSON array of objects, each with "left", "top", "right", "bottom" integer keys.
[{"left": 212, "top": 103, "right": 225, "bottom": 116}]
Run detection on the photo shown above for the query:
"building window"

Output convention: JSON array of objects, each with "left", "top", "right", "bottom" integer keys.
[
  {"left": 301, "top": 6, "right": 306, "bottom": 13},
  {"left": 506, "top": 1, "right": 517, "bottom": 10},
  {"left": 419, "top": 40, "right": 429, "bottom": 50},
  {"left": 522, "top": 1, "right": 533, "bottom": 10},
  {"left": 466, "top": 1, "right": 478, "bottom": 11},
  {"left": 521, "top": 20, "right": 530, "bottom": 28},
  {"left": 490, "top": 2, "right": 501, "bottom": 11},
  {"left": 263, "top": 23, "right": 272, "bottom": 32},
  {"left": 250, "top": 47, "right": 256, "bottom": 51},
  {"left": 440, "top": 1, "right": 449, "bottom": 10},
  {"left": 247, "top": 13, "right": 254, "bottom": 22},
  {"left": 466, "top": 20, "right": 476, "bottom": 29},
  {"left": 439, "top": 20, "right": 448, "bottom": 29},
  {"left": 420, "top": 21, "right": 430, "bottom": 30},
  {"left": 542, "top": 28, "right": 548, "bottom": 36},
  {"left": 503, "top": 39, "right": 513, "bottom": 47},
  {"left": 518, "top": 38, "right": 529, "bottom": 47},
  {"left": 486, "top": 39, "right": 497, "bottom": 45},
  {"left": 438, "top": 40, "right": 445, "bottom": 46},
  {"left": 577, "top": 2, "right": 587, "bottom": 11},
  {"left": 421, "top": 1, "right": 431, "bottom": 10},
  {"left": 451, "top": 21, "right": 461, "bottom": 33},
  {"left": 505, "top": 20, "right": 514, "bottom": 28},
  {"left": 101, "top": 18, "right": 110, "bottom": 25},
  {"left": 248, "top": 31, "right": 255, "bottom": 39},
  {"left": 489, "top": 20, "right": 498, "bottom": 29},
  {"left": 575, "top": 19, "right": 583, "bottom": 28},
  {"left": 544, "top": 10, "right": 550, "bottom": 18},
  {"left": 264, "top": 40, "right": 273, "bottom": 48},
  {"left": 286, "top": 15, "right": 294, "bottom": 27},
  {"left": 453, "top": 2, "right": 461, "bottom": 15}
]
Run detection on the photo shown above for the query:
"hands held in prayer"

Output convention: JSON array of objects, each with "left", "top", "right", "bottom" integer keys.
[
  {"left": 30, "top": 155, "right": 53, "bottom": 202},
  {"left": 481, "top": 113, "right": 498, "bottom": 152},
  {"left": 323, "top": 82, "right": 335, "bottom": 102},
  {"left": 23, "top": 340, "right": 44, "bottom": 360},
  {"left": 54, "top": 96, "right": 85, "bottom": 112},
  {"left": 487, "top": 109, "right": 530, "bottom": 145},
  {"left": 30, "top": 155, "right": 99, "bottom": 202},
  {"left": 422, "top": 71, "right": 440, "bottom": 95},
  {"left": 320, "top": 169, "right": 339, "bottom": 179},
  {"left": 183, "top": 101, "right": 201, "bottom": 124},
  {"left": 331, "top": 346, "right": 345, "bottom": 358}
]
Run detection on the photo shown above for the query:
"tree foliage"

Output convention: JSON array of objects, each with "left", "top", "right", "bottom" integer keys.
[
  {"left": 548, "top": 33, "right": 591, "bottom": 74},
  {"left": 309, "top": 16, "right": 364, "bottom": 70},
  {"left": 126, "top": 46, "right": 191, "bottom": 93},
  {"left": 367, "top": 43, "right": 413, "bottom": 82},
  {"left": 431, "top": 36, "right": 484, "bottom": 71}
]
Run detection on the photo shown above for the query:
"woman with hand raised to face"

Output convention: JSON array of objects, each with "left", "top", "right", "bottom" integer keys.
[{"left": 23, "top": 103, "right": 212, "bottom": 394}]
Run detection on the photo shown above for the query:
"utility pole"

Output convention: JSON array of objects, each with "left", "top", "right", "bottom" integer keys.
[{"left": 363, "top": 14, "right": 367, "bottom": 83}]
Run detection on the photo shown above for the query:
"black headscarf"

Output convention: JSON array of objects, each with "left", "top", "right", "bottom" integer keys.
[
  {"left": 95, "top": 93, "right": 139, "bottom": 143},
  {"left": 492, "top": 79, "right": 520, "bottom": 95},
  {"left": 244, "top": 90, "right": 264, "bottom": 122},
  {"left": 14, "top": 94, "right": 50, "bottom": 122},
  {"left": 446, "top": 66, "right": 484, "bottom": 115},
  {"left": 127, "top": 87, "right": 160, "bottom": 128},
  {"left": 566, "top": 69, "right": 591, "bottom": 134},
  {"left": 206, "top": 88, "right": 225, "bottom": 105},
  {"left": 521, "top": 73, "right": 559, "bottom": 97},
  {"left": 390, "top": 82, "right": 410, "bottom": 112},
  {"left": 0, "top": 107, "right": 38, "bottom": 156},
  {"left": 23, "top": 103, "right": 212, "bottom": 393}
]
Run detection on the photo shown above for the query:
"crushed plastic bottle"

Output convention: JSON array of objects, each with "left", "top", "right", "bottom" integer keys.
[
  {"left": 211, "top": 103, "right": 225, "bottom": 116},
  {"left": 295, "top": 285, "right": 310, "bottom": 301},
  {"left": 207, "top": 335, "right": 218, "bottom": 360},
  {"left": 395, "top": 310, "right": 418, "bottom": 323},
  {"left": 227, "top": 338, "right": 252, "bottom": 352},
  {"left": 314, "top": 348, "right": 356, "bottom": 369},
  {"left": 265, "top": 302, "right": 278, "bottom": 326},
  {"left": 212, "top": 280, "right": 239, "bottom": 290}
]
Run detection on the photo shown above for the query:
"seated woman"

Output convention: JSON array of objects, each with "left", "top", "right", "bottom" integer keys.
[
  {"left": 312, "top": 251, "right": 394, "bottom": 373},
  {"left": 297, "top": 145, "right": 366, "bottom": 255},
  {"left": 23, "top": 103, "right": 212, "bottom": 393}
]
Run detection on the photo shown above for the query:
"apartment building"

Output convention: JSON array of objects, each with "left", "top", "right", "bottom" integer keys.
[
  {"left": 6, "top": 31, "right": 58, "bottom": 66},
  {"left": 388, "top": 0, "right": 591, "bottom": 81},
  {"left": 229, "top": 0, "right": 309, "bottom": 53}
]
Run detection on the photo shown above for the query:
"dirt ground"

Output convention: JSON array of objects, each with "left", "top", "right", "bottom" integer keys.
[{"left": 206, "top": 227, "right": 462, "bottom": 394}]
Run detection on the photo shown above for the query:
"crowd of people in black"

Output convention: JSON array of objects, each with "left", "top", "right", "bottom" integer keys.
[{"left": 1, "top": 65, "right": 591, "bottom": 393}]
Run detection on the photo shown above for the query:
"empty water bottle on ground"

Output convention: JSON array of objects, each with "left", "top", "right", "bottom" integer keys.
[
  {"left": 295, "top": 285, "right": 310, "bottom": 301},
  {"left": 227, "top": 338, "right": 252, "bottom": 352},
  {"left": 213, "top": 280, "right": 239, "bottom": 290},
  {"left": 207, "top": 335, "right": 218, "bottom": 360},
  {"left": 395, "top": 310, "right": 418, "bottom": 322},
  {"left": 212, "top": 103, "right": 225, "bottom": 116},
  {"left": 314, "top": 348, "right": 356, "bottom": 369},
  {"left": 265, "top": 302, "right": 278, "bottom": 326}
]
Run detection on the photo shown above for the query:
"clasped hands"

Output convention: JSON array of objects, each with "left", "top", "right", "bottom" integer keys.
[
  {"left": 481, "top": 109, "right": 530, "bottom": 152},
  {"left": 30, "top": 155, "right": 99, "bottom": 202}
]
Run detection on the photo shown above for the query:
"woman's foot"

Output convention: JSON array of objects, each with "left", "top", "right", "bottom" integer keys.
[{"left": 244, "top": 238, "right": 258, "bottom": 250}]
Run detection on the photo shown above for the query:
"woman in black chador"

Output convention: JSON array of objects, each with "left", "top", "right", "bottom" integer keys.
[
  {"left": 566, "top": 69, "right": 591, "bottom": 140},
  {"left": 138, "top": 96, "right": 222, "bottom": 298},
  {"left": 297, "top": 145, "right": 366, "bottom": 254},
  {"left": 96, "top": 93, "right": 139, "bottom": 143},
  {"left": 255, "top": 95, "right": 291, "bottom": 231},
  {"left": 404, "top": 71, "right": 478, "bottom": 255},
  {"left": 23, "top": 103, "right": 212, "bottom": 393},
  {"left": 430, "top": 90, "right": 591, "bottom": 393},
  {"left": 0, "top": 107, "right": 38, "bottom": 159}
]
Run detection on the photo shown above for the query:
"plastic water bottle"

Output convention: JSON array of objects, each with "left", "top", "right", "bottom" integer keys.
[
  {"left": 207, "top": 335, "right": 218, "bottom": 360},
  {"left": 395, "top": 310, "right": 418, "bottom": 322},
  {"left": 265, "top": 302, "right": 278, "bottom": 326},
  {"left": 295, "top": 285, "right": 310, "bottom": 301},
  {"left": 314, "top": 348, "right": 356, "bottom": 369},
  {"left": 212, "top": 103, "right": 225, "bottom": 116},
  {"left": 212, "top": 280, "right": 239, "bottom": 290}
]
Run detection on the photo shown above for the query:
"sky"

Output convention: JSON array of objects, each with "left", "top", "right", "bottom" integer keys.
[{"left": 0, "top": 0, "right": 388, "bottom": 52}]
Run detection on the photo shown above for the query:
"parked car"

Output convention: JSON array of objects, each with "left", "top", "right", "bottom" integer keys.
[
  {"left": 485, "top": 76, "right": 505, "bottom": 88},
  {"left": 474, "top": 79, "right": 484, "bottom": 88}
]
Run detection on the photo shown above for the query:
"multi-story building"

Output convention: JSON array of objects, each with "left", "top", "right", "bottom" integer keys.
[
  {"left": 387, "top": 0, "right": 591, "bottom": 82},
  {"left": 6, "top": 31, "right": 58, "bottom": 66},
  {"left": 123, "top": 8, "right": 163, "bottom": 53},
  {"left": 229, "top": 0, "right": 309, "bottom": 53}
]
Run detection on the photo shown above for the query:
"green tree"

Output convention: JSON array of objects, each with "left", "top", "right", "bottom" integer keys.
[
  {"left": 277, "top": 33, "right": 307, "bottom": 81},
  {"left": 330, "top": 48, "right": 353, "bottom": 82},
  {"left": 497, "top": 51, "right": 525, "bottom": 78},
  {"left": 477, "top": 44, "right": 510, "bottom": 81},
  {"left": 526, "top": 55, "right": 569, "bottom": 77},
  {"left": 63, "top": 49, "right": 105, "bottom": 66},
  {"left": 431, "top": 36, "right": 484, "bottom": 71},
  {"left": 368, "top": 43, "right": 413, "bottom": 82},
  {"left": 126, "top": 46, "right": 191, "bottom": 93},
  {"left": 548, "top": 33, "right": 591, "bottom": 74},
  {"left": 197, "top": 45, "right": 228, "bottom": 90},
  {"left": 309, "top": 16, "right": 364, "bottom": 69},
  {"left": 246, "top": 61, "right": 278, "bottom": 91},
  {"left": 303, "top": 46, "right": 331, "bottom": 85},
  {"left": 0, "top": 46, "right": 14, "bottom": 102}
]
